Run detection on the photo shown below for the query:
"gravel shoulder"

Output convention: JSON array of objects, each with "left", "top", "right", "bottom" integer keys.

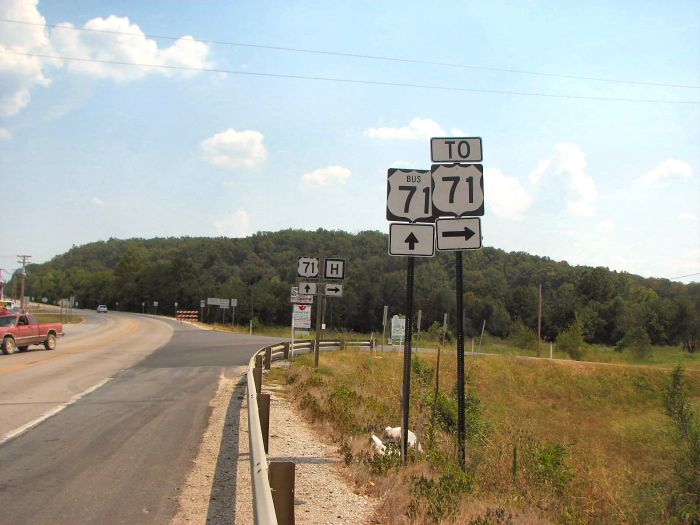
[{"left": 173, "top": 362, "right": 379, "bottom": 525}]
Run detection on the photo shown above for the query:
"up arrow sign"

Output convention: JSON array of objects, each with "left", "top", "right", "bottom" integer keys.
[
  {"left": 436, "top": 218, "right": 482, "bottom": 251},
  {"left": 298, "top": 282, "right": 318, "bottom": 295},
  {"left": 389, "top": 223, "right": 435, "bottom": 257}
]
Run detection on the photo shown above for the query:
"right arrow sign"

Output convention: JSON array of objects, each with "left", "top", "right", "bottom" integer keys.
[{"left": 436, "top": 217, "right": 482, "bottom": 251}]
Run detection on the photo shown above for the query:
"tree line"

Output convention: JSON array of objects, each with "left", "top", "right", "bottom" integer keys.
[{"left": 9, "top": 229, "right": 699, "bottom": 351}]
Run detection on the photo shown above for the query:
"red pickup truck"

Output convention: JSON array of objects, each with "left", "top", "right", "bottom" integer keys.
[{"left": 0, "top": 313, "right": 64, "bottom": 355}]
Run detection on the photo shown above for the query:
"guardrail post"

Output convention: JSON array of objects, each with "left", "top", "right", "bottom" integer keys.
[
  {"left": 264, "top": 347, "right": 272, "bottom": 370},
  {"left": 258, "top": 393, "right": 271, "bottom": 453},
  {"left": 283, "top": 342, "right": 290, "bottom": 359},
  {"left": 254, "top": 354, "right": 263, "bottom": 395},
  {"left": 269, "top": 461, "right": 295, "bottom": 525}
]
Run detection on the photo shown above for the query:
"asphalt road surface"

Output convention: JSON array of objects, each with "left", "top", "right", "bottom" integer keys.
[{"left": 0, "top": 309, "right": 281, "bottom": 524}]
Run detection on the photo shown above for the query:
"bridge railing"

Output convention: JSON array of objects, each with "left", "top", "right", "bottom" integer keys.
[{"left": 245, "top": 338, "right": 373, "bottom": 525}]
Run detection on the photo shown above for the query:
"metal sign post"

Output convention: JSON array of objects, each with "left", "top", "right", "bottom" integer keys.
[
  {"left": 455, "top": 251, "right": 466, "bottom": 468},
  {"left": 401, "top": 256, "right": 415, "bottom": 465}
]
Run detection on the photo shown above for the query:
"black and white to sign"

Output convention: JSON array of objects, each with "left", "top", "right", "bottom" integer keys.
[
  {"left": 324, "top": 283, "right": 343, "bottom": 297},
  {"left": 386, "top": 168, "right": 433, "bottom": 222},
  {"left": 297, "top": 257, "right": 320, "bottom": 278},
  {"left": 431, "top": 137, "right": 482, "bottom": 163},
  {"left": 324, "top": 258, "right": 346, "bottom": 280},
  {"left": 388, "top": 223, "right": 435, "bottom": 257},
  {"left": 432, "top": 164, "right": 485, "bottom": 217},
  {"left": 436, "top": 217, "right": 482, "bottom": 251}
]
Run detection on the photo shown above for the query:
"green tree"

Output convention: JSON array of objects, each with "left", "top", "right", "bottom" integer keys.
[{"left": 556, "top": 318, "right": 585, "bottom": 360}]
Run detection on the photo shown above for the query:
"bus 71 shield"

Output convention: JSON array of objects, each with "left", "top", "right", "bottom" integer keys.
[{"left": 386, "top": 168, "right": 433, "bottom": 222}]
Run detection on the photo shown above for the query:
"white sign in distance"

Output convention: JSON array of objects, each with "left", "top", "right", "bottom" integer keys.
[
  {"left": 431, "top": 137, "right": 482, "bottom": 163},
  {"left": 231, "top": 298, "right": 238, "bottom": 307},
  {"left": 324, "top": 258, "right": 346, "bottom": 280},
  {"left": 391, "top": 315, "right": 405, "bottom": 342},
  {"left": 324, "top": 283, "right": 343, "bottom": 297},
  {"left": 298, "top": 282, "right": 318, "bottom": 295},
  {"left": 290, "top": 286, "right": 314, "bottom": 305},
  {"left": 154, "top": 301, "right": 159, "bottom": 307},
  {"left": 432, "top": 163, "right": 484, "bottom": 217},
  {"left": 389, "top": 223, "right": 435, "bottom": 257},
  {"left": 200, "top": 300, "right": 205, "bottom": 308},
  {"left": 386, "top": 168, "right": 433, "bottom": 222},
  {"left": 292, "top": 304, "right": 312, "bottom": 329},
  {"left": 219, "top": 298, "right": 230, "bottom": 308},
  {"left": 297, "top": 257, "right": 320, "bottom": 278},
  {"left": 207, "top": 297, "right": 219, "bottom": 306},
  {"left": 436, "top": 217, "right": 482, "bottom": 251}
]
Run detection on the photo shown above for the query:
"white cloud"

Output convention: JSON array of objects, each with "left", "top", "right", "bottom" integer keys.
[
  {"left": 200, "top": 129, "right": 267, "bottom": 169},
  {"left": 678, "top": 212, "right": 699, "bottom": 222},
  {"left": 301, "top": 165, "right": 351, "bottom": 189},
  {"left": 484, "top": 167, "right": 533, "bottom": 220},
  {"left": 0, "top": 0, "right": 59, "bottom": 116},
  {"left": 90, "top": 196, "right": 105, "bottom": 206},
  {"left": 0, "top": 128, "right": 11, "bottom": 140},
  {"left": 50, "top": 16, "right": 212, "bottom": 81},
  {"left": 638, "top": 158, "right": 693, "bottom": 186},
  {"left": 529, "top": 143, "right": 597, "bottom": 216},
  {"left": 215, "top": 209, "right": 251, "bottom": 237},
  {"left": 364, "top": 118, "right": 466, "bottom": 140},
  {"left": 595, "top": 220, "right": 615, "bottom": 233}
]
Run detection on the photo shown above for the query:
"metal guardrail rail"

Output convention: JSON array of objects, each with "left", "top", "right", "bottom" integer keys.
[{"left": 245, "top": 338, "right": 372, "bottom": 525}]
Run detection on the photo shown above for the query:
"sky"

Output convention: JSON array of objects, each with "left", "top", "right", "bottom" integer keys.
[{"left": 1, "top": 0, "right": 699, "bottom": 284}]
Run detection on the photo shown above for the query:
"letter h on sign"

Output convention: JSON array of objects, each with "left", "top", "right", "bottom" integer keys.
[{"left": 324, "top": 258, "right": 346, "bottom": 280}]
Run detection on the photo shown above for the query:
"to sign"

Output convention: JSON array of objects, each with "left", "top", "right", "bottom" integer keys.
[
  {"left": 386, "top": 168, "right": 433, "bottom": 222},
  {"left": 389, "top": 223, "right": 435, "bottom": 257},
  {"left": 432, "top": 164, "right": 484, "bottom": 217},
  {"left": 324, "top": 258, "right": 346, "bottom": 280},
  {"left": 431, "top": 137, "right": 482, "bottom": 163},
  {"left": 297, "top": 257, "right": 320, "bottom": 278},
  {"left": 436, "top": 217, "right": 482, "bottom": 251}
]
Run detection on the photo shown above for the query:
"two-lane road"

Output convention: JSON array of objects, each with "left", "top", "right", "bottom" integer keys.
[{"left": 0, "top": 311, "right": 281, "bottom": 524}]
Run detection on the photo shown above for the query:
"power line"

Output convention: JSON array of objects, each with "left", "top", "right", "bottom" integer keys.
[
  {"left": 3, "top": 49, "right": 698, "bottom": 105},
  {"left": 2, "top": 16, "right": 699, "bottom": 90},
  {"left": 667, "top": 272, "right": 700, "bottom": 280}
]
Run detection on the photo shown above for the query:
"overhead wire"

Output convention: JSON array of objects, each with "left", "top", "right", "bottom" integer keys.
[
  {"left": 2, "top": 50, "right": 699, "bottom": 105},
  {"left": 1, "top": 16, "right": 699, "bottom": 90}
]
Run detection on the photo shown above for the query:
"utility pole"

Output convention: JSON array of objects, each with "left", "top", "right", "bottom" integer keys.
[
  {"left": 17, "top": 255, "right": 31, "bottom": 310},
  {"left": 537, "top": 283, "right": 542, "bottom": 358}
]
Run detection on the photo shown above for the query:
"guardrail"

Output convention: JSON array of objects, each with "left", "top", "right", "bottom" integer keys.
[{"left": 246, "top": 338, "right": 373, "bottom": 525}]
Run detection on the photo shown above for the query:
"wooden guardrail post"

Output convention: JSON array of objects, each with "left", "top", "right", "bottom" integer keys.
[
  {"left": 258, "top": 393, "right": 271, "bottom": 453},
  {"left": 283, "top": 342, "right": 290, "bottom": 359},
  {"left": 254, "top": 354, "right": 263, "bottom": 395},
  {"left": 269, "top": 461, "right": 295, "bottom": 525},
  {"left": 264, "top": 347, "right": 272, "bottom": 370}
]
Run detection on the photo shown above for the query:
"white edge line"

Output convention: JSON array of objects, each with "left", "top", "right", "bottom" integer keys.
[{"left": 0, "top": 377, "right": 113, "bottom": 445}]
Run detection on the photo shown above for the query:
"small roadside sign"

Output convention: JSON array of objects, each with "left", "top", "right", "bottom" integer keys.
[
  {"left": 324, "top": 258, "right": 346, "bottom": 280},
  {"left": 220, "top": 299, "right": 230, "bottom": 309},
  {"left": 200, "top": 300, "right": 205, "bottom": 308},
  {"left": 431, "top": 137, "right": 482, "bottom": 163},
  {"left": 207, "top": 297, "right": 219, "bottom": 306},
  {"left": 231, "top": 299, "right": 238, "bottom": 307},
  {"left": 324, "top": 283, "right": 343, "bottom": 297},
  {"left": 292, "top": 304, "right": 312, "bottom": 329},
  {"left": 432, "top": 163, "right": 484, "bottom": 217},
  {"left": 290, "top": 286, "right": 313, "bottom": 304},
  {"left": 298, "top": 282, "right": 318, "bottom": 295},
  {"left": 386, "top": 168, "right": 433, "bottom": 222},
  {"left": 389, "top": 223, "right": 435, "bottom": 257},
  {"left": 297, "top": 257, "right": 320, "bottom": 278},
  {"left": 436, "top": 217, "right": 482, "bottom": 251}
]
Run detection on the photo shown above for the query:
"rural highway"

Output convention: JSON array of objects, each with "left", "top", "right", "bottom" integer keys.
[{"left": 0, "top": 309, "right": 281, "bottom": 524}]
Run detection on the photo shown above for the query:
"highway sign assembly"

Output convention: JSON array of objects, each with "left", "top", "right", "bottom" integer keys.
[
  {"left": 297, "top": 257, "right": 320, "bottom": 278},
  {"left": 389, "top": 223, "right": 435, "bottom": 257},
  {"left": 430, "top": 137, "right": 482, "bottom": 163},
  {"left": 386, "top": 168, "right": 433, "bottom": 222},
  {"left": 436, "top": 218, "right": 482, "bottom": 251},
  {"left": 324, "top": 283, "right": 343, "bottom": 297},
  {"left": 324, "top": 258, "right": 346, "bottom": 280},
  {"left": 431, "top": 163, "right": 484, "bottom": 217}
]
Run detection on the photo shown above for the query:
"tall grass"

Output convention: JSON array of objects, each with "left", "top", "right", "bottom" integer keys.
[{"left": 272, "top": 347, "right": 700, "bottom": 524}]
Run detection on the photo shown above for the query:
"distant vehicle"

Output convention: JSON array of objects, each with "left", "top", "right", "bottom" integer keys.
[
  {"left": 96, "top": 305, "right": 108, "bottom": 313},
  {"left": 0, "top": 313, "right": 64, "bottom": 355}
]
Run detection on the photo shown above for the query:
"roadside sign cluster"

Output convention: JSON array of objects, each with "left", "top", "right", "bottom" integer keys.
[
  {"left": 386, "top": 137, "right": 484, "bottom": 256},
  {"left": 295, "top": 257, "right": 346, "bottom": 298},
  {"left": 207, "top": 297, "right": 236, "bottom": 309}
]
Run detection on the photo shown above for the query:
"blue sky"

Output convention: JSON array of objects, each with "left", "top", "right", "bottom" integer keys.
[{"left": 1, "top": 0, "right": 699, "bottom": 283}]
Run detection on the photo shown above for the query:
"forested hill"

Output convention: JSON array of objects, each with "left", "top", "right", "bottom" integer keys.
[{"left": 17, "top": 229, "right": 700, "bottom": 348}]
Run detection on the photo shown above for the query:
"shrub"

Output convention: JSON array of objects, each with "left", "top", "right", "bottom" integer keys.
[
  {"left": 556, "top": 318, "right": 586, "bottom": 360},
  {"left": 509, "top": 321, "right": 537, "bottom": 351},
  {"left": 615, "top": 325, "right": 652, "bottom": 359},
  {"left": 408, "top": 461, "right": 473, "bottom": 523}
]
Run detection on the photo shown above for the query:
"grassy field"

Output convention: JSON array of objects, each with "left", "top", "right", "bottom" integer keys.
[
  {"left": 31, "top": 312, "right": 84, "bottom": 324},
  {"left": 268, "top": 344, "right": 700, "bottom": 524}
]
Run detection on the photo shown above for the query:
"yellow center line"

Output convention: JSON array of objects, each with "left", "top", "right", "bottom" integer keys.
[{"left": 0, "top": 318, "right": 143, "bottom": 375}]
